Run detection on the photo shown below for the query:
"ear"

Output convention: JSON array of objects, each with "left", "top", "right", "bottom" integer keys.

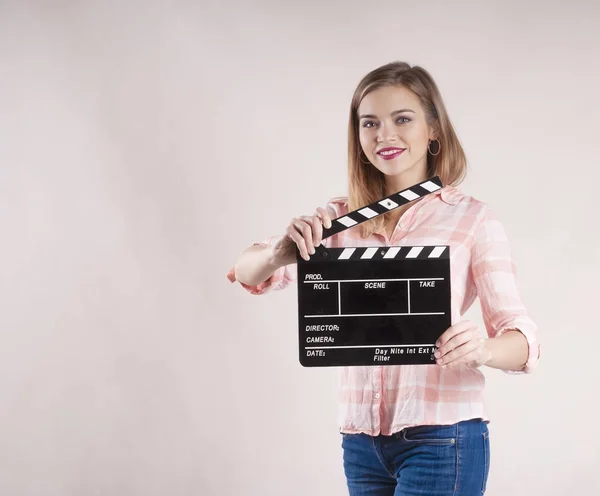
[{"left": 428, "top": 126, "right": 438, "bottom": 142}]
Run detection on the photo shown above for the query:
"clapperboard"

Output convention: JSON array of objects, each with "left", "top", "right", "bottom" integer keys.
[{"left": 297, "top": 176, "right": 451, "bottom": 367}]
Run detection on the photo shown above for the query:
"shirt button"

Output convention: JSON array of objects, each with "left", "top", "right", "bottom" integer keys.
[{"left": 375, "top": 393, "right": 381, "bottom": 399}]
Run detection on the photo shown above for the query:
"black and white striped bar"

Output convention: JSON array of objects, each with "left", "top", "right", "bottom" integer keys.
[
  {"left": 319, "top": 176, "right": 442, "bottom": 241},
  {"left": 332, "top": 245, "right": 448, "bottom": 261}
]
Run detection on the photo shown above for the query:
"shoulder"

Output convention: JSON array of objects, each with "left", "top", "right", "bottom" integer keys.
[
  {"left": 440, "top": 185, "right": 491, "bottom": 217},
  {"left": 439, "top": 185, "right": 508, "bottom": 238},
  {"left": 443, "top": 186, "right": 511, "bottom": 244}
]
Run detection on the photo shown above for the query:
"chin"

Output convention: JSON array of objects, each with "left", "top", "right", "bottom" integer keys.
[
  {"left": 370, "top": 154, "right": 424, "bottom": 176},
  {"left": 373, "top": 162, "right": 412, "bottom": 177}
]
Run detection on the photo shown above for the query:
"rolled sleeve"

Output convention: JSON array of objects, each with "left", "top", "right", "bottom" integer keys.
[
  {"left": 226, "top": 235, "right": 297, "bottom": 295},
  {"left": 494, "top": 318, "right": 540, "bottom": 374},
  {"left": 471, "top": 205, "right": 541, "bottom": 374}
]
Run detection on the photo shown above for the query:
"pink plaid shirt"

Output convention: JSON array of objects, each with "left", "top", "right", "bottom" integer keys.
[{"left": 227, "top": 185, "right": 541, "bottom": 436}]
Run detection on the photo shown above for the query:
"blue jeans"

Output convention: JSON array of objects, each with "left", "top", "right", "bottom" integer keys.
[{"left": 341, "top": 419, "right": 490, "bottom": 496}]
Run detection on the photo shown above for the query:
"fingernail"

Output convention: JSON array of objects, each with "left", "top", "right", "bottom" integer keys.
[
  {"left": 434, "top": 351, "right": 440, "bottom": 358},
  {"left": 437, "top": 358, "right": 444, "bottom": 364}
]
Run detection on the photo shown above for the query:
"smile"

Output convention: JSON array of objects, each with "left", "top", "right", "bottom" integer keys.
[{"left": 377, "top": 148, "right": 406, "bottom": 160}]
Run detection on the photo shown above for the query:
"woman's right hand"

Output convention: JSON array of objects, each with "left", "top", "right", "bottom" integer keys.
[{"left": 272, "top": 207, "right": 333, "bottom": 264}]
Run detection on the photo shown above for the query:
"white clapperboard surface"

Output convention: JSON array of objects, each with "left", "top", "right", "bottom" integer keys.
[{"left": 297, "top": 176, "right": 450, "bottom": 367}]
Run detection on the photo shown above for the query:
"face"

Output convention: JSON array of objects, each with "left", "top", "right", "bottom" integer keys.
[{"left": 358, "top": 85, "right": 436, "bottom": 185}]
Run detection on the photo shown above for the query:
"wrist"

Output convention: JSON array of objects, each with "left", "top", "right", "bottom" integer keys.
[
  {"left": 267, "top": 244, "right": 289, "bottom": 270},
  {"left": 482, "top": 338, "right": 494, "bottom": 366}
]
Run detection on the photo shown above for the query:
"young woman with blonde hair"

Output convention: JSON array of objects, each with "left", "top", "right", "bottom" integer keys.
[{"left": 227, "top": 61, "right": 540, "bottom": 496}]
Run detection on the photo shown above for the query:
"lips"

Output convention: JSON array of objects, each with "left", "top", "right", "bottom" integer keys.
[{"left": 377, "top": 147, "right": 406, "bottom": 160}]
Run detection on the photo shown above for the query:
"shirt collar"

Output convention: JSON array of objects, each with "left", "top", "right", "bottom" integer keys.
[{"left": 436, "top": 185, "right": 462, "bottom": 205}]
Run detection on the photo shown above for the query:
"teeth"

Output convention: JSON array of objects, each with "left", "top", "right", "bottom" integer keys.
[{"left": 380, "top": 149, "right": 403, "bottom": 155}]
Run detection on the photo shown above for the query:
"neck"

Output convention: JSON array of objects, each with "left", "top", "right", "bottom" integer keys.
[
  {"left": 380, "top": 166, "right": 429, "bottom": 236},
  {"left": 383, "top": 166, "right": 428, "bottom": 196}
]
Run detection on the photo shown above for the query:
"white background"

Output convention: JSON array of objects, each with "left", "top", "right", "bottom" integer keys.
[{"left": 1, "top": 1, "right": 599, "bottom": 495}]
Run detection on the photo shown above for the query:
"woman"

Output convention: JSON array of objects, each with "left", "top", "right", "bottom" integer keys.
[{"left": 227, "top": 61, "right": 541, "bottom": 496}]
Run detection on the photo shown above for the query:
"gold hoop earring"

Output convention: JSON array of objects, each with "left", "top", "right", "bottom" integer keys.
[{"left": 428, "top": 139, "right": 441, "bottom": 156}]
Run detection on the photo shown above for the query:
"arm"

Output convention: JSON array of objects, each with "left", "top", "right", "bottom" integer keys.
[
  {"left": 435, "top": 322, "right": 532, "bottom": 372},
  {"left": 483, "top": 329, "right": 529, "bottom": 371},
  {"left": 226, "top": 238, "right": 296, "bottom": 295},
  {"left": 227, "top": 206, "right": 334, "bottom": 294},
  {"left": 434, "top": 205, "right": 541, "bottom": 373},
  {"left": 471, "top": 205, "right": 541, "bottom": 373},
  {"left": 233, "top": 243, "right": 285, "bottom": 287}
]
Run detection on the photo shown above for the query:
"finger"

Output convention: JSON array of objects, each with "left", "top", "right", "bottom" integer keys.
[
  {"left": 451, "top": 348, "right": 486, "bottom": 369},
  {"left": 436, "top": 329, "right": 475, "bottom": 358},
  {"left": 303, "top": 215, "right": 322, "bottom": 247},
  {"left": 462, "top": 349, "right": 486, "bottom": 368},
  {"left": 316, "top": 207, "right": 332, "bottom": 229},
  {"left": 286, "top": 226, "right": 308, "bottom": 260},
  {"left": 436, "top": 321, "right": 474, "bottom": 347},
  {"left": 292, "top": 218, "right": 315, "bottom": 254},
  {"left": 436, "top": 320, "right": 476, "bottom": 348},
  {"left": 438, "top": 338, "right": 484, "bottom": 367},
  {"left": 286, "top": 225, "right": 309, "bottom": 261}
]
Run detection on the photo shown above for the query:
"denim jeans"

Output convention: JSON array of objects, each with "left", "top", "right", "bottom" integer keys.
[{"left": 341, "top": 419, "right": 490, "bottom": 496}]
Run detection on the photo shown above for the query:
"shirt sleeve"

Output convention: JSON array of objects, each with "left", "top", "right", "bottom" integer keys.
[{"left": 470, "top": 205, "right": 541, "bottom": 374}]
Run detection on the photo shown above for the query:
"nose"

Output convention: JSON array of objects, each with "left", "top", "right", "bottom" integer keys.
[{"left": 376, "top": 122, "right": 398, "bottom": 143}]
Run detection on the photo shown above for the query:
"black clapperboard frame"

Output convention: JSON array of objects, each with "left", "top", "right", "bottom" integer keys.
[{"left": 296, "top": 176, "right": 451, "bottom": 367}]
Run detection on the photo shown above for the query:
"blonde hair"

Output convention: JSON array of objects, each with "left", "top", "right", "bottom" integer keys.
[{"left": 347, "top": 61, "right": 467, "bottom": 238}]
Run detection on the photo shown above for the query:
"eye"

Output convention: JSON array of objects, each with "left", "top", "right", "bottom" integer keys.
[
  {"left": 396, "top": 116, "right": 411, "bottom": 124},
  {"left": 362, "top": 120, "right": 378, "bottom": 128}
]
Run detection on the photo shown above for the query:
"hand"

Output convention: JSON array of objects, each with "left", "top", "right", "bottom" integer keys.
[
  {"left": 272, "top": 207, "right": 333, "bottom": 263},
  {"left": 434, "top": 320, "right": 492, "bottom": 369}
]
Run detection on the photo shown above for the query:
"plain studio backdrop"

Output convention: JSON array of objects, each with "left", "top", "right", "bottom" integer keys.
[{"left": 1, "top": 1, "right": 599, "bottom": 495}]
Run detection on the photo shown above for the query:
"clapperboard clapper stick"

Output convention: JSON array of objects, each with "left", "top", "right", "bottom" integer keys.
[{"left": 296, "top": 176, "right": 451, "bottom": 367}]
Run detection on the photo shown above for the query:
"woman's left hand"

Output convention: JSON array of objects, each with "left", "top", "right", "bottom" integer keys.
[{"left": 434, "top": 320, "right": 493, "bottom": 369}]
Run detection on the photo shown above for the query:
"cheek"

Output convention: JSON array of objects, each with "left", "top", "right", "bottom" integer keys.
[
  {"left": 406, "top": 126, "right": 430, "bottom": 148},
  {"left": 358, "top": 131, "right": 373, "bottom": 155}
]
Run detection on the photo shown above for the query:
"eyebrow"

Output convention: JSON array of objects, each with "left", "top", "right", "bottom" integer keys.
[{"left": 359, "top": 109, "right": 416, "bottom": 119}]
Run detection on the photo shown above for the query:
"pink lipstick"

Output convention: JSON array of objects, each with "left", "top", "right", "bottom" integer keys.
[{"left": 377, "top": 147, "right": 405, "bottom": 160}]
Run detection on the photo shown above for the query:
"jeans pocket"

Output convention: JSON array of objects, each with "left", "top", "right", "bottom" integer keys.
[
  {"left": 481, "top": 430, "right": 490, "bottom": 494},
  {"left": 400, "top": 425, "right": 457, "bottom": 445}
]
